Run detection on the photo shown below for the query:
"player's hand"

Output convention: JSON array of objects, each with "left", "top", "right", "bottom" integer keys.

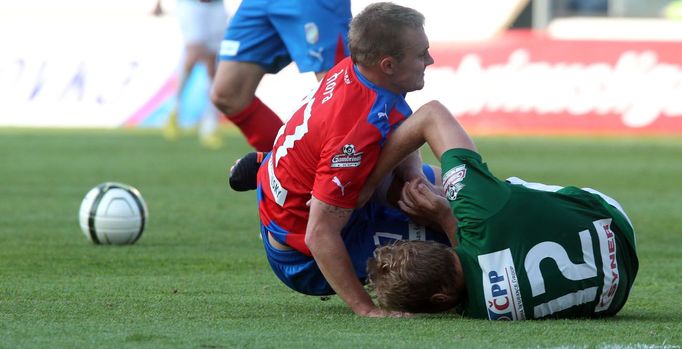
[{"left": 398, "top": 178, "right": 450, "bottom": 225}]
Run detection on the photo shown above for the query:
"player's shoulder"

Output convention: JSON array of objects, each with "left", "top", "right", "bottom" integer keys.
[{"left": 317, "top": 72, "right": 374, "bottom": 115}]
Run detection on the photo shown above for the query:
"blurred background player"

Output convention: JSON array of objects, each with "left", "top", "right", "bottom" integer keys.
[
  {"left": 211, "top": 0, "right": 352, "bottom": 152},
  {"left": 157, "top": 0, "right": 229, "bottom": 149}
]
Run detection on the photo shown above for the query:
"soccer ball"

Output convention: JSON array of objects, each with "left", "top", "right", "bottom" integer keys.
[{"left": 78, "top": 182, "right": 148, "bottom": 245}]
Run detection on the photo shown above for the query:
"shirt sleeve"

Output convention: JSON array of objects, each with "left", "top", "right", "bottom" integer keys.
[{"left": 440, "top": 148, "right": 511, "bottom": 224}]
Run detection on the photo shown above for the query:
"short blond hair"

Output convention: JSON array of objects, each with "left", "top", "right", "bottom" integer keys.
[
  {"left": 348, "top": 2, "right": 425, "bottom": 66},
  {"left": 367, "top": 240, "right": 461, "bottom": 313}
]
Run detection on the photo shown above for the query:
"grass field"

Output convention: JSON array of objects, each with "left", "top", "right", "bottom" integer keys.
[{"left": 0, "top": 127, "right": 681, "bottom": 349}]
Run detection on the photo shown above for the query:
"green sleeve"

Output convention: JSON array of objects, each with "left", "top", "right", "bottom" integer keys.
[{"left": 440, "top": 149, "right": 510, "bottom": 225}]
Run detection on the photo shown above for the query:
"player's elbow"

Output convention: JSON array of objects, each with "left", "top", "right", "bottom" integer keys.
[
  {"left": 417, "top": 100, "right": 461, "bottom": 132},
  {"left": 410, "top": 100, "right": 450, "bottom": 128},
  {"left": 423, "top": 100, "right": 445, "bottom": 110},
  {"left": 304, "top": 230, "right": 319, "bottom": 252},
  {"left": 422, "top": 100, "right": 450, "bottom": 120},
  {"left": 304, "top": 225, "right": 331, "bottom": 254}
]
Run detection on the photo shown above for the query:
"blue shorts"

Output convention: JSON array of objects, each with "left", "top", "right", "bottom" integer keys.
[
  {"left": 218, "top": 0, "right": 351, "bottom": 74},
  {"left": 260, "top": 165, "right": 452, "bottom": 296}
]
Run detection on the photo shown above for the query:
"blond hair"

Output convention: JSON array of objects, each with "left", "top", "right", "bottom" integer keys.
[
  {"left": 367, "top": 240, "right": 461, "bottom": 313},
  {"left": 348, "top": 2, "right": 425, "bottom": 66}
]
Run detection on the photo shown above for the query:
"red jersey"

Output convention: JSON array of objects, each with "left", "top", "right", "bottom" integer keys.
[{"left": 257, "top": 57, "right": 412, "bottom": 255}]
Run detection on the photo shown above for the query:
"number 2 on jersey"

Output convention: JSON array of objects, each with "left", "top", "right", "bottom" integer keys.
[{"left": 524, "top": 218, "right": 619, "bottom": 317}]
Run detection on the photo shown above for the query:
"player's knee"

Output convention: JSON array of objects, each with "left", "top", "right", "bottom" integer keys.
[{"left": 210, "top": 84, "right": 249, "bottom": 116}]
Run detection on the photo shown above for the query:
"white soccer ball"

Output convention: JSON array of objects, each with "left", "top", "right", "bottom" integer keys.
[{"left": 78, "top": 182, "right": 148, "bottom": 245}]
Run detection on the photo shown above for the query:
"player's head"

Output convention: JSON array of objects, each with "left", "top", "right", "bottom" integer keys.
[
  {"left": 367, "top": 240, "right": 463, "bottom": 313},
  {"left": 349, "top": 2, "right": 433, "bottom": 93}
]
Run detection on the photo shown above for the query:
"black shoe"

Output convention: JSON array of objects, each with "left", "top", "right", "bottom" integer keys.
[{"left": 229, "top": 152, "right": 265, "bottom": 191}]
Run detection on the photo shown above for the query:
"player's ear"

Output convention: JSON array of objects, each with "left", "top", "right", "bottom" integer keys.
[
  {"left": 430, "top": 292, "right": 450, "bottom": 304},
  {"left": 379, "top": 56, "right": 395, "bottom": 75}
]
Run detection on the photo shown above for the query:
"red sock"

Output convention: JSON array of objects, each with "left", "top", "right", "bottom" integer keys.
[{"left": 226, "top": 97, "right": 283, "bottom": 151}]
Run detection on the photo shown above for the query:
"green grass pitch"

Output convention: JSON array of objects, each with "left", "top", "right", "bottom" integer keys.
[{"left": 0, "top": 128, "right": 680, "bottom": 349}]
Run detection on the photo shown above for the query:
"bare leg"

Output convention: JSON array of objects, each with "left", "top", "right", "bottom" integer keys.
[
  {"left": 164, "top": 43, "right": 204, "bottom": 140},
  {"left": 211, "top": 60, "right": 283, "bottom": 151},
  {"left": 197, "top": 50, "right": 222, "bottom": 149},
  {"left": 211, "top": 61, "right": 266, "bottom": 115}
]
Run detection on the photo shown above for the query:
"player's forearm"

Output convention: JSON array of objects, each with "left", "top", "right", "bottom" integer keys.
[
  {"left": 437, "top": 209, "right": 458, "bottom": 247},
  {"left": 307, "top": 229, "right": 376, "bottom": 315},
  {"left": 377, "top": 101, "right": 477, "bottom": 166},
  {"left": 395, "top": 150, "right": 424, "bottom": 182},
  {"left": 305, "top": 198, "right": 377, "bottom": 315},
  {"left": 365, "top": 122, "right": 426, "bottom": 193}
]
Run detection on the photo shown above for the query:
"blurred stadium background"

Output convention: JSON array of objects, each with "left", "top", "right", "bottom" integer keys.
[{"left": 1, "top": 0, "right": 681, "bottom": 135}]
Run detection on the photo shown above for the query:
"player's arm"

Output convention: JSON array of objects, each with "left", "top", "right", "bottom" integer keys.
[
  {"left": 395, "top": 150, "right": 424, "bottom": 182},
  {"left": 359, "top": 100, "right": 475, "bottom": 206},
  {"left": 305, "top": 197, "right": 409, "bottom": 318}
]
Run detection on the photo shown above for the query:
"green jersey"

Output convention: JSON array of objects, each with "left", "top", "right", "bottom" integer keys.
[{"left": 441, "top": 149, "right": 638, "bottom": 320}]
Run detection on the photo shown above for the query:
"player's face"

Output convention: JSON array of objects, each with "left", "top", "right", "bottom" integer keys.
[{"left": 391, "top": 27, "right": 434, "bottom": 93}]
